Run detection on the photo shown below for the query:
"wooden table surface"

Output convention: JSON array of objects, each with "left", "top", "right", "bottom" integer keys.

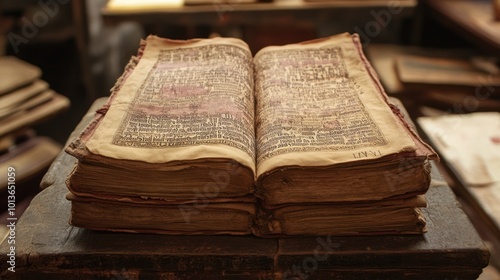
[{"left": 0, "top": 98, "right": 490, "bottom": 279}]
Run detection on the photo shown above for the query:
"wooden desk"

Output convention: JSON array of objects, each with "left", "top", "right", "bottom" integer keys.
[
  {"left": 0, "top": 98, "right": 489, "bottom": 279},
  {"left": 423, "top": 0, "right": 500, "bottom": 57}
]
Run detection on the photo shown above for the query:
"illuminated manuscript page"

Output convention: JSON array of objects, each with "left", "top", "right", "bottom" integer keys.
[
  {"left": 254, "top": 33, "right": 417, "bottom": 177},
  {"left": 85, "top": 36, "right": 256, "bottom": 172}
]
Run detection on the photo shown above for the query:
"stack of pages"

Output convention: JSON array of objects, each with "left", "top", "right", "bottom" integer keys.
[
  {"left": 365, "top": 44, "right": 500, "bottom": 112},
  {"left": 0, "top": 56, "right": 69, "bottom": 137},
  {"left": 0, "top": 57, "right": 69, "bottom": 215},
  {"left": 65, "top": 33, "right": 437, "bottom": 236},
  {"left": 0, "top": 57, "right": 69, "bottom": 181}
]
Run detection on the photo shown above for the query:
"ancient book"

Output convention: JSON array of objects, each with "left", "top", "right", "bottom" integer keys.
[
  {"left": 0, "top": 133, "right": 61, "bottom": 188},
  {"left": 66, "top": 193, "right": 256, "bottom": 235},
  {"left": 0, "top": 56, "right": 41, "bottom": 95},
  {"left": 0, "top": 80, "right": 48, "bottom": 111},
  {"left": 396, "top": 55, "right": 500, "bottom": 93},
  {"left": 66, "top": 33, "right": 437, "bottom": 235},
  {"left": 65, "top": 192, "right": 426, "bottom": 235},
  {"left": 419, "top": 90, "right": 500, "bottom": 112},
  {"left": 0, "top": 133, "right": 61, "bottom": 212},
  {"left": 67, "top": 37, "right": 256, "bottom": 202},
  {"left": 0, "top": 57, "right": 70, "bottom": 138},
  {"left": 252, "top": 37, "right": 436, "bottom": 205},
  {"left": 0, "top": 89, "right": 70, "bottom": 138},
  {"left": 255, "top": 195, "right": 427, "bottom": 236}
]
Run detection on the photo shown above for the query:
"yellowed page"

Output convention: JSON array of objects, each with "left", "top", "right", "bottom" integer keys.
[
  {"left": 254, "top": 33, "right": 417, "bottom": 177},
  {"left": 418, "top": 112, "right": 500, "bottom": 186},
  {"left": 86, "top": 36, "right": 256, "bottom": 172}
]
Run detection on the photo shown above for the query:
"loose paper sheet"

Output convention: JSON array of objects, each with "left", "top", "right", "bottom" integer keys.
[{"left": 418, "top": 112, "right": 500, "bottom": 186}]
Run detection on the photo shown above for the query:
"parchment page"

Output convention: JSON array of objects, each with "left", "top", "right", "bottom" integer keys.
[
  {"left": 86, "top": 36, "right": 256, "bottom": 172},
  {"left": 418, "top": 112, "right": 500, "bottom": 186},
  {"left": 254, "top": 33, "right": 417, "bottom": 177}
]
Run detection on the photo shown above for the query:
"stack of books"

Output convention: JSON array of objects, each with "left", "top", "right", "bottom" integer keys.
[
  {"left": 0, "top": 57, "right": 69, "bottom": 137},
  {"left": 365, "top": 44, "right": 500, "bottom": 112},
  {"left": 0, "top": 56, "right": 69, "bottom": 213},
  {"left": 65, "top": 33, "right": 437, "bottom": 236}
]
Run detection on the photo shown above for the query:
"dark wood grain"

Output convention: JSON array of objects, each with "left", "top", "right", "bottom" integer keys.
[{"left": 0, "top": 98, "right": 489, "bottom": 279}]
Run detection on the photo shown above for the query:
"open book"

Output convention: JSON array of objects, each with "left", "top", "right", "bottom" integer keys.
[{"left": 66, "top": 33, "right": 437, "bottom": 236}]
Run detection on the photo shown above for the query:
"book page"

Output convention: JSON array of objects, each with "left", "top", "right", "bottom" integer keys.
[
  {"left": 85, "top": 36, "right": 256, "bottom": 172},
  {"left": 254, "top": 33, "right": 418, "bottom": 177},
  {"left": 418, "top": 112, "right": 500, "bottom": 186}
]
